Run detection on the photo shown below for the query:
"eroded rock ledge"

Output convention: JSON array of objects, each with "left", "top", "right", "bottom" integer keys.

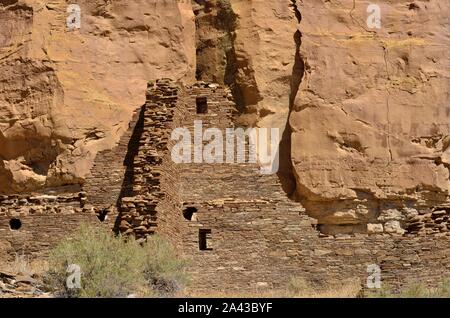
[{"left": 288, "top": 0, "right": 450, "bottom": 234}]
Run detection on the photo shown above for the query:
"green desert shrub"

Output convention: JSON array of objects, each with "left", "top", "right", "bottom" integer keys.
[
  {"left": 45, "top": 224, "right": 187, "bottom": 298},
  {"left": 142, "top": 235, "right": 188, "bottom": 296}
]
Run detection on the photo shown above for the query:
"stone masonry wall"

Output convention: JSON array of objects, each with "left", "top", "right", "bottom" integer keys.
[
  {"left": 170, "top": 81, "right": 450, "bottom": 293},
  {"left": 116, "top": 79, "right": 186, "bottom": 249},
  {"left": 1, "top": 78, "right": 449, "bottom": 294},
  {"left": 0, "top": 193, "right": 101, "bottom": 260},
  {"left": 107, "top": 79, "right": 449, "bottom": 293}
]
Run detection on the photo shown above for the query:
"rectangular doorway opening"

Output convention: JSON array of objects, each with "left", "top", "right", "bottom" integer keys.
[
  {"left": 196, "top": 96, "right": 208, "bottom": 114},
  {"left": 199, "top": 229, "right": 212, "bottom": 251}
]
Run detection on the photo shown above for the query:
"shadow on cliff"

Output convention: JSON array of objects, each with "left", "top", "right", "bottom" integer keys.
[
  {"left": 277, "top": 1, "right": 305, "bottom": 198},
  {"left": 113, "top": 104, "right": 146, "bottom": 233}
]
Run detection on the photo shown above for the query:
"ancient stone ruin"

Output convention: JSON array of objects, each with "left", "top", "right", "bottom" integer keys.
[{"left": 1, "top": 79, "right": 449, "bottom": 293}]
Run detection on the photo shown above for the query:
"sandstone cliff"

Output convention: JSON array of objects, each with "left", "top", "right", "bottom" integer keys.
[
  {"left": 289, "top": 0, "right": 450, "bottom": 233},
  {"left": 0, "top": 0, "right": 195, "bottom": 193},
  {"left": 191, "top": 0, "right": 449, "bottom": 233},
  {"left": 1, "top": 0, "right": 449, "bottom": 235}
]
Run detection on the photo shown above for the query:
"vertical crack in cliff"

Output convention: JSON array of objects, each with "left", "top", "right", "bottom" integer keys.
[
  {"left": 278, "top": 0, "right": 305, "bottom": 197},
  {"left": 349, "top": 0, "right": 376, "bottom": 34},
  {"left": 221, "top": 7, "right": 247, "bottom": 112},
  {"left": 383, "top": 45, "right": 393, "bottom": 163},
  {"left": 193, "top": 0, "right": 261, "bottom": 113}
]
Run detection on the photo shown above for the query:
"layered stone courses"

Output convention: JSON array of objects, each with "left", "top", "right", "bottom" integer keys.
[
  {"left": 118, "top": 79, "right": 450, "bottom": 292},
  {"left": 0, "top": 192, "right": 100, "bottom": 259},
  {"left": 0, "top": 79, "right": 449, "bottom": 293},
  {"left": 116, "top": 79, "right": 183, "bottom": 243}
]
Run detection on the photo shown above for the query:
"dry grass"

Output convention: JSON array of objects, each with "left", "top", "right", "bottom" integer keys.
[
  {"left": 2, "top": 257, "right": 448, "bottom": 298},
  {"left": 0, "top": 254, "right": 48, "bottom": 277},
  {"left": 182, "top": 277, "right": 362, "bottom": 298},
  {"left": 182, "top": 289, "right": 287, "bottom": 298},
  {"left": 185, "top": 278, "right": 450, "bottom": 298},
  {"left": 287, "top": 277, "right": 361, "bottom": 298},
  {"left": 365, "top": 280, "right": 450, "bottom": 298}
]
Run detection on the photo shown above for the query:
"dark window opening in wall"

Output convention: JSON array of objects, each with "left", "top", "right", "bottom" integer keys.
[
  {"left": 183, "top": 207, "right": 198, "bottom": 221},
  {"left": 196, "top": 96, "right": 208, "bottom": 114},
  {"left": 9, "top": 218, "right": 22, "bottom": 230},
  {"left": 199, "top": 229, "right": 212, "bottom": 251},
  {"left": 97, "top": 208, "right": 108, "bottom": 222}
]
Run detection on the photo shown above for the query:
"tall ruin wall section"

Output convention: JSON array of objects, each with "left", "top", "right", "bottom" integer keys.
[{"left": 115, "top": 79, "right": 187, "bottom": 249}]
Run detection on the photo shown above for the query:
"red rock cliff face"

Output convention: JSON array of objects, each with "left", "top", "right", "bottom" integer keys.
[{"left": 0, "top": 0, "right": 449, "bottom": 234}]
